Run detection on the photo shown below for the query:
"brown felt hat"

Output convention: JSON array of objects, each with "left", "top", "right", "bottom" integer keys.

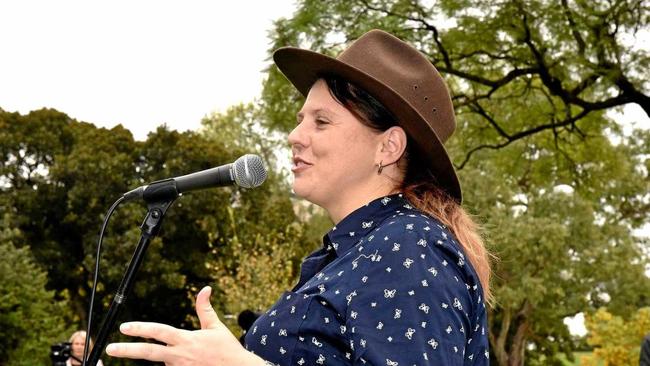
[{"left": 273, "top": 29, "right": 462, "bottom": 203}]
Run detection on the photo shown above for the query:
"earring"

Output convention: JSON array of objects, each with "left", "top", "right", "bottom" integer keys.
[{"left": 377, "top": 161, "right": 384, "bottom": 175}]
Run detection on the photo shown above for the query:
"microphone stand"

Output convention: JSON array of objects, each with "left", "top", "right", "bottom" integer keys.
[{"left": 85, "top": 181, "right": 178, "bottom": 366}]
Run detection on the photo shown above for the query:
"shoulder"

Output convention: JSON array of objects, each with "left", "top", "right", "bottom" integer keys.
[
  {"left": 366, "top": 208, "right": 465, "bottom": 264},
  {"left": 370, "top": 205, "right": 450, "bottom": 238},
  {"left": 359, "top": 207, "right": 484, "bottom": 299}
]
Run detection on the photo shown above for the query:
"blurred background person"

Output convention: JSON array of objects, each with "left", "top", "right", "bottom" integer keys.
[
  {"left": 67, "top": 330, "right": 103, "bottom": 366},
  {"left": 237, "top": 309, "right": 261, "bottom": 345}
]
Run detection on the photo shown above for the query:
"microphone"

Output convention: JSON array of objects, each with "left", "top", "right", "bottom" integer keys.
[{"left": 122, "top": 154, "right": 267, "bottom": 202}]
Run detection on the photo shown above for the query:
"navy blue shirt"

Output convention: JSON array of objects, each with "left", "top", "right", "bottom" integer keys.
[{"left": 245, "top": 194, "right": 489, "bottom": 365}]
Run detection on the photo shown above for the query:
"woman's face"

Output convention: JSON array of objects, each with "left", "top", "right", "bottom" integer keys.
[
  {"left": 71, "top": 335, "right": 85, "bottom": 358},
  {"left": 289, "top": 79, "right": 382, "bottom": 210}
]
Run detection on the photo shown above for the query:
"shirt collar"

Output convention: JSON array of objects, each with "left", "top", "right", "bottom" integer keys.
[{"left": 324, "top": 193, "right": 412, "bottom": 257}]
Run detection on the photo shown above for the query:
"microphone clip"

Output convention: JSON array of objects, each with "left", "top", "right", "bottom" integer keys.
[{"left": 142, "top": 179, "right": 178, "bottom": 203}]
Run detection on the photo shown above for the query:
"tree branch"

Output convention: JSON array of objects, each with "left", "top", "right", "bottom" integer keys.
[
  {"left": 561, "top": 0, "right": 586, "bottom": 56},
  {"left": 456, "top": 109, "right": 592, "bottom": 169},
  {"left": 469, "top": 102, "right": 512, "bottom": 139},
  {"left": 438, "top": 66, "right": 539, "bottom": 92},
  {"left": 518, "top": 4, "right": 646, "bottom": 114},
  {"left": 356, "top": 0, "right": 453, "bottom": 67},
  {"left": 353, "top": 0, "right": 649, "bottom": 169}
]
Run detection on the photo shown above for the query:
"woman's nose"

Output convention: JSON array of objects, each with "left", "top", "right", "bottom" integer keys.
[{"left": 288, "top": 122, "right": 307, "bottom": 147}]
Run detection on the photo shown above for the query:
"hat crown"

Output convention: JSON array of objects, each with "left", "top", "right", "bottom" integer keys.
[{"left": 337, "top": 30, "right": 455, "bottom": 142}]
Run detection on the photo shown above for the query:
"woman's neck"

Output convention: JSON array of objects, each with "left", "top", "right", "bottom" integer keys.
[{"left": 325, "top": 186, "right": 401, "bottom": 224}]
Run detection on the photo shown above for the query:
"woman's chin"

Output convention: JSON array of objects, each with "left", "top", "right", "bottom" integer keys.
[
  {"left": 291, "top": 186, "right": 307, "bottom": 199},
  {"left": 291, "top": 180, "right": 304, "bottom": 194},
  {"left": 291, "top": 183, "right": 315, "bottom": 202}
]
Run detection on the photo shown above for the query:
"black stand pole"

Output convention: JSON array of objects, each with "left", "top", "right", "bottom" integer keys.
[{"left": 85, "top": 194, "right": 176, "bottom": 366}]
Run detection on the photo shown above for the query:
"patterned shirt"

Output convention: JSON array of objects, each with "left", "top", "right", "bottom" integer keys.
[{"left": 245, "top": 194, "right": 489, "bottom": 365}]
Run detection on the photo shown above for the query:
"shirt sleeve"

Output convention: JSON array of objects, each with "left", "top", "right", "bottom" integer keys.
[{"left": 344, "top": 221, "right": 482, "bottom": 365}]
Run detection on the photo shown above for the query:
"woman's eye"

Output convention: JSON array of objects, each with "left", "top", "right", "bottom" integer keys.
[{"left": 315, "top": 118, "right": 329, "bottom": 125}]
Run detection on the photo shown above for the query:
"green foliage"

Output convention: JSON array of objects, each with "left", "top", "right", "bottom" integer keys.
[
  {"left": 0, "top": 108, "right": 143, "bottom": 326},
  {"left": 215, "top": 223, "right": 317, "bottom": 336},
  {"left": 0, "top": 106, "right": 317, "bottom": 363},
  {"left": 259, "top": 1, "right": 650, "bottom": 366},
  {"left": 583, "top": 307, "right": 650, "bottom": 366},
  {"left": 0, "top": 214, "right": 73, "bottom": 365}
]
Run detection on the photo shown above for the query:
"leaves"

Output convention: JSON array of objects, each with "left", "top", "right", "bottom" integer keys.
[
  {"left": 259, "top": 1, "right": 650, "bottom": 365},
  {"left": 0, "top": 106, "right": 316, "bottom": 359},
  {"left": 583, "top": 307, "right": 650, "bottom": 365},
  {"left": 0, "top": 214, "right": 73, "bottom": 365}
]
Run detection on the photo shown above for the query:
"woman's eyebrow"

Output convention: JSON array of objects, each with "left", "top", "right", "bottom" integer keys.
[{"left": 296, "top": 108, "right": 337, "bottom": 121}]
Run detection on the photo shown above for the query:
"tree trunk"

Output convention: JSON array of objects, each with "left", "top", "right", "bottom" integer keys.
[
  {"left": 490, "top": 308, "right": 512, "bottom": 366},
  {"left": 508, "top": 301, "right": 533, "bottom": 366},
  {"left": 490, "top": 302, "right": 533, "bottom": 366},
  {"left": 70, "top": 264, "right": 92, "bottom": 328},
  {"left": 70, "top": 288, "right": 88, "bottom": 328},
  {"left": 508, "top": 321, "right": 530, "bottom": 366}
]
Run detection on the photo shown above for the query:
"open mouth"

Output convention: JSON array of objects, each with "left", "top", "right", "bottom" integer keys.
[{"left": 292, "top": 157, "right": 312, "bottom": 172}]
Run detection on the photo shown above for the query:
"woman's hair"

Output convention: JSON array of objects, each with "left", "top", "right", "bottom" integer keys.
[
  {"left": 69, "top": 330, "right": 94, "bottom": 349},
  {"left": 323, "top": 75, "right": 493, "bottom": 303}
]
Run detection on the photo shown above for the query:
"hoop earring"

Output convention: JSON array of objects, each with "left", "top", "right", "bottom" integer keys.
[{"left": 377, "top": 161, "right": 384, "bottom": 175}]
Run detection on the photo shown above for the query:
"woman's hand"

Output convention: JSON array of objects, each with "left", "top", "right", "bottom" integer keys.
[{"left": 106, "top": 286, "right": 266, "bottom": 366}]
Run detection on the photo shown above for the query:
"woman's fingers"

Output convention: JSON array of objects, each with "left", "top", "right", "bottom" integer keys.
[
  {"left": 105, "top": 287, "right": 257, "bottom": 365},
  {"left": 196, "top": 286, "right": 221, "bottom": 330},
  {"left": 105, "top": 342, "right": 168, "bottom": 361},
  {"left": 106, "top": 287, "right": 228, "bottom": 364},
  {"left": 119, "top": 321, "right": 184, "bottom": 345}
]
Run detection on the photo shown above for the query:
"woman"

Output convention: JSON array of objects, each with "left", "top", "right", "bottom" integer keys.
[
  {"left": 67, "top": 330, "right": 103, "bottom": 366},
  {"left": 106, "top": 29, "right": 491, "bottom": 365}
]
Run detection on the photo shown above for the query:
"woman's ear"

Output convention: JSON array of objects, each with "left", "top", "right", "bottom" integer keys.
[{"left": 377, "top": 126, "right": 407, "bottom": 166}]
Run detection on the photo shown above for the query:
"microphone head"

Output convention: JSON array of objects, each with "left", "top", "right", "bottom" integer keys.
[{"left": 233, "top": 154, "right": 267, "bottom": 188}]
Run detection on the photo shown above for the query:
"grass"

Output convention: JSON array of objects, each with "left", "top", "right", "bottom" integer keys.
[{"left": 559, "top": 351, "right": 603, "bottom": 366}]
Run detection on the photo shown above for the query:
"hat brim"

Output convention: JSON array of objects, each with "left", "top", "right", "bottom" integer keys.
[{"left": 273, "top": 47, "right": 462, "bottom": 203}]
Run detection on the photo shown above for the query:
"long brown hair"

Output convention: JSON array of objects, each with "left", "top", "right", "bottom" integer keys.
[{"left": 323, "top": 75, "right": 493, "bottom": 303}]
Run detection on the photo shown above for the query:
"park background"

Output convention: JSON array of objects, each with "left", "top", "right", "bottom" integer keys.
[{"left": 1, "top": 0, "right": 649, "bottom": 365}]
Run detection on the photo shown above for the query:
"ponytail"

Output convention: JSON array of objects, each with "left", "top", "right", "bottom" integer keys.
[{"left": 403, "top": 182, "right": 493, "bottom": 304}]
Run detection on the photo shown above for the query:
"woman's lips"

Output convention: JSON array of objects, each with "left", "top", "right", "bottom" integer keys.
[{"left": 291, "top": 158, "right": 312, "bottom": 173}]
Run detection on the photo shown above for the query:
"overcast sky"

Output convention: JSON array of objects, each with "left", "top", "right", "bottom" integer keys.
[
  {"left": 1, "top": 1, "right": 647, "bottom": 140},
  {"left": 0, "top": 0, "right": 296, "bottom": 140}
]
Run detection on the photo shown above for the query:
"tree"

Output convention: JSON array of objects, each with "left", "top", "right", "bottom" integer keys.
[
  {"left": 0, "top": 108, "right": 143, "bottom": 327},
  {"left": 263, "top": 0, "right": 649, "bottom": 161},
  {"left": 215, "top": 225, "right": 309, "bottom": 335},
  {"left": 582, "top": 307, "right": 650, "bottom": 365},
  {"left": 258, "top": 1, "right": 650, "bottom": 365},
  {"left": 0, "top": 107, "right": 314, "bottom": 345},
  {"left": 0, "top": 213, "right": 73, "bottom": 366}
]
